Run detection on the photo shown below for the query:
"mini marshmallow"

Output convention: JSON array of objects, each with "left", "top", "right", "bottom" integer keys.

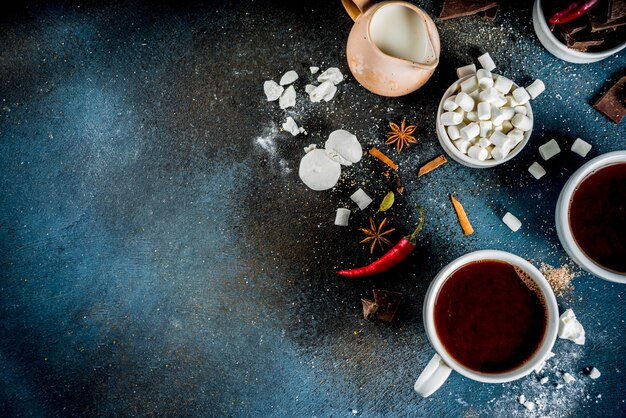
[
  {"left": 491, "top": 143, "right": 511, "bottom": 160},
  {"left": 512, "top": 113, "right": 533, "bottom": 131},
  {"left": 490, "top": 131, "right": 511, "bottom": 147},
  {"left": 460, "top": 76, "right": 478, "bottom": 93},
  {"left": 523, "top": 401, "right": 535, "bottom": 412},
  {"left": 479, "top": 136, "right": 491, "bottom": 148},
  {"left": 528, "top": 162, "right": 546, "bottom": 179},
  {"left": 563, "top": 373, "right": 576, "bottom": 384},
  {"left": 512, "top": 86, "right": 531, "bottom": 105},
  {"left": 468, "top": 145, "right": 488, "bottom": 161},
  {"left": 514, "top": 105, "right": 527, "bottom": 115},
  {"left": 539, "top": 139, "right": 561, "bottom": 160},
  {"left": 518, "top": 395, "right": 526, "bottom": 405},
  {"left": 477, "top": 52, "right": 496, "bottom": 71},
  {"left": 526, "top": 79, "right": 545, "bottom": 99},
  {"left": 441, "top": 111, "right": 463, "bottom": 126},
  {"left": 454, "top": 139, "right": 471, "bottom": 154},
  {"left": 589, "top": 367, "right": 601, "bottom": 379},
  {"left": 466, "top": 111, "right": 478, "bottom": 122},
  {"left": 350, "top": 188, "right": 373, "bottom": 210},
  {"left": 506, "top": 95, "right": 519, "bottom": 107},
  {"left": 456, "top": 63, "right": 477, "bottom": 79},
  {"left": 492, "top": 94, "right": 507, "bottom": 108},
  {"left": 334, "top": 208, "right": 351, "bottom": 226},
  {"left": 477, "top": 102, "right": 491, "bottom": 120},
  {"left": 507, "top": 128, "right": 525, "bottom": 145},
  {"left": 443, "top": 95, "right": 459, "bottom": 111},
  {"left": 447, "top": 125, "right": 462, "bottom": 140},
  {"left": 461, "top": 122, "right": 480, "bottom": 141},
  {"left": 479, "top": 87, "right": 499, "bottom": 103},
  {"left": 571, "top": 138, "right": 592, "bottom": 157},
  {"left": 476, "top": 69, "right": 494, "bottom": 89},
  {"left": 455, "top": 92, "right": 475, "bottom": 112},
  {"left": 491, "top": 106, "right": 505, "bottom": 126},
  {"left": 479, "top": 121, "right": 493, "bottom": 137},
  {"left": 501, "top": 107, "right": 516, "bottom": 120},
  {"left": 503, "top": 212, "right": 522, "bottom": 232},
  {"left": 494, "top": 75, "right": 514, "bottom": 94}
]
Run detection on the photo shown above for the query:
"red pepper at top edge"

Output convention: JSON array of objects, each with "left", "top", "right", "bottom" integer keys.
[{"left": 549, "top": 0, "right": 601, "bottom": 24}]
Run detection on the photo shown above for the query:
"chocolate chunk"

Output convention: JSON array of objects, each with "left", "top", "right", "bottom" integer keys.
[
  {"left": 608, "top": 0, "right": 626, "bottom": 22},
  {"left": 558, "top": 16, "right": 590, "bottom": 36},
  {"left": 372, "top": 289, "right": 403, "bottom": 323},
  {"left": 482, "top": 4, "right": 500, "bottom": 20},
  {"left": 591, "top": 14, "right": 626, "bottom": 31},
  {"left": 593, "top": 76, "right": 626, "bottom": 124},
  {"left": 565, "top": 30, "right": 605, "bottom": 51},
  {"left": 440, "top": 0, "right": 498, "bottom": 20},
  {"left": 361, "top": 298, "right": 379, "bottom": 320}
]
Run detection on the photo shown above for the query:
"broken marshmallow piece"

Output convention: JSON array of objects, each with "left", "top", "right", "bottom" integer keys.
[
  {"left": 309, "top": 81, "right": 336, "bottom": 102},
  {"left": 512, "top": 86, "right": 531, "bottom": 105},
  {"left": 539, "top": 139, "right": 561, "bottom": 160},
  {"left": 279, "top": 70, "right": 299, "bottom": 86},
  {"left": 528, "top": 162, "right": 546, "bottom": 179},
  {"left": 334, "top": 208, "right": 351, "bottom": 226},
  {"left": 563, "top": 373, "right": 576, "bottom": 384},
  {"left": 558, "top": 308, "right": 585, "bottom": 345},
  {"left": 282, "top": 117, "right": 300, "bottom": 136},
  {"left": 571, "top": 138, "right": 592, "bottom": 157},
  {"left": 468, "top": 145, "right": 488, "bottom": 161},
  {"left": 455, "top": 92, "right": 475, "bottom": 112},
  {"left": 441, "top": 111, "right": 463, "bottom": 126},
  {"left": 589, "top": 367, "right": 601, "bottom": 379},
  {"left": 443, "top": 95, "right": 459, "bottom": 111},
  {"left": 264, "top": 80, "right": 284, "bottom": 101},
  {"left": 279, "top": 85, "right": 296, "bottom": 109},
  {"left": 456, "top": 63, "right": 477, "bottom": 79},
  {"left": 317, "top": 67, "right": 343, "bottom": 85},
  {"left": 502, "top": 212, "right": 522, "bottom": 232},
  {"left": 476, "top": 68, "right": 494, "bottom": 89},
  {"left": 477, "top": 102, "right": 491, "bottom": 120},
  {"left": 309, "top": 66, "right": 319, "bottom": 74},
  {"left": 461, "top": 122, "right": 480, "bottom": 141},
  {"left": 526, "top": 79, "right": 545, "bottom": 99},
  {"left": 325, "top": 130, "right": 362, "bottom": 166},
  {"left": 511, "top": 113, "right": 532, "bottom": 131},
  {"left": 494, "top": 75, "right": 513, "bottom": 94},
  {"left": 477, "top": 52, "right": 496, "bottom": 72},
  {"left": 351, "top": 188, "right": 373, "bottom": 210},
  {"left": 305, "top": 84, "right": 316, "bottom": 94}
]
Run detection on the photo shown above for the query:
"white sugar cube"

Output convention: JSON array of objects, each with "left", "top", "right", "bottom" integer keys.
[
  {"left": 563, "top": 373, "right": 576, "bottom": 384},
  {"left": 334, "top": 208, "right": 351, "bottom": 226},
  {"left": 476, "top": 69, "right": 494, "bottom": 89},
  {"left": 279, "top": 85, "right": 296, "bottom": 109},
  {"left": 461, "top": 122, "right": 480, "bottom": 141},
  {"left": 264, "top": 80, "right": 284, "bottom": 101},
  {"left": 468, "top": 145, "right": 488, "bottom": 160},
  {"left": 477, "top": 101, "right": 491, "bottom": 120},
  {"left": 479, "top": 121, "right": 493, "bottom": 137},
  {"left": 447, "top": 124, "right": 462, "bottom": 140},
  {"left": 503, "top": 212, "right": 522, "bottom": 232},
  {"left": 539, "top": 139, "right": 561, "bottom": 160},
  {"left": 350, "top": 188, "right": 372, "bottom": 210},
  {"left": 512, "top": 113, "right": 533, "bottom": 131},
  {"left": 477, "top": 52, "right": 496, "bottom": 71},
  {"left": 460, "top": 76, "right": 478, "bottom": 93},
  {"left": 512, "top": 87, "right": 531, "bottom": 105},
  {"left": 571, "top": 138, "right": 592, "bottom": 157},
  {"left": 454, "top": 139, "right": 471, "bottom": 154},
  {"left": 514, "top": 105, "right": 527, "bottom": 115},
  {"left": 443, "top": 95, "right": 459, "bottom": 111},
  {"left": 494, "top": 75, "right": 513, "bottom": 94},
  {"left": 455, "top": 92, "right": 475, "bottom": 112},
  {"left": 457, "top": 63, "right": 477, "bottom": 79},
  {"left": 589, "top": 367, "right": 601, "bottom": 379},
  {"left": 526, "top": 79, "right": 545, "bottom": 99},
  {"left": 441, "top": 111, "right": 463, "bottom": 126},
  {"left": 279, "top": 70, "right": 299, "bottom": 85}
]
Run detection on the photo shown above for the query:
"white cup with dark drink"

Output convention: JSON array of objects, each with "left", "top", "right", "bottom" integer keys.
[
  {"left": 555, "top": 151, "right": 626, "bottom": 284},
  {"left": 414, "top": 250, "right": 559, "bottom": 397}
]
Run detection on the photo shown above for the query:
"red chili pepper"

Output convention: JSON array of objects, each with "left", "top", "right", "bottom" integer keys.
[
  {"left": 549, "top": 0, "right": 601, "bottom": 24},
  {"left": 337, "top": 206, "right": 425, "bottom": 278}
]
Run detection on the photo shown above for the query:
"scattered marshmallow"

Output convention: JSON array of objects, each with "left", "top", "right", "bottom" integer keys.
[
  {"left": 334, "top": 208, "right": 351, "bottom": 226},
  {"left": 518, "top": 395, "right": 526, "bottom": 404},
  {"left": 279, "top": 70, "right": 299, "bottom": 86},
  {"left": 512, "top": 113, "right": 532, "bottom": 131},
  {"left": 528, "top": 162, "right": 546, "bottom": 179},
  {"left": 456, "top": 63, "right": 477, "bottom": 79},
  {"left": 526, "top": 79, "right": 545, "bottom": 99},
  {"left": 512, "top": 86, "right": 531, "bottom": 105},
  {"left": 310, "top": 66, "right": 319, "bottom": 74},
  {"left": 264, "top": 80, "right": 284, "bottom": 101},
  {"left": 443, "top": 95, "right": 459, "bottom": 111},
  {"left": 571, "top": 138, "right": 592, "bottom": 157},
  {"left": 539, "top": 139, "right": 561, "bottom": 160},
  {"left": 476, "top": 69, "right": 494, "bottom": 89},
  {"left": 558, "top": 308, "right": 585, "bottom": 345},
  {"left": 563, "top": 373, "right": 576, "bottom": 384},
  {"left": 455, "top": 92, "right": 475, "bottom": 112},
  {"left": 441, "top": 111, "right": 463, "bottom": 126},
  {"left": 523, "top": 401, "right": 535, "bottom": 411},
  {"left": 539, "top": 377, "right": 549, "bottom": 385},
  {"left": 494, "top": 75, "right": 513, "bottom": 94},
  {"left": 589, "top": 367, "right": 601, "bottom": 379},
  {"left": 282, "top": 117, "right": 300, "bottom": 136},
  {"left": 502, "top": 212, "right": 522, "bottom": 232},
  {"left": 351, "top": 188, "right": 373, "bottom": 210},
  {"left": 477, "top": 52, "right": 496, "bottom": 71},
  {"left": 317, "top": 67, "right": 343, "bottom": 85},
  {"left": 279, "top": 85, "right": 296, "bottom": 109}
]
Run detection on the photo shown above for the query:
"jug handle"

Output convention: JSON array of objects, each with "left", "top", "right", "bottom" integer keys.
[{"left": 341, "top": 0, "right": 373, "bottom": 21}]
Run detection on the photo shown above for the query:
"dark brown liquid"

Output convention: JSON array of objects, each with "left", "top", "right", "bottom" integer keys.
[
  {"left": 569, "top": 162, "right": 626, "bottom": 273},
  {"left": 434, "top": 260, "right": 547, "bottom": 373}
]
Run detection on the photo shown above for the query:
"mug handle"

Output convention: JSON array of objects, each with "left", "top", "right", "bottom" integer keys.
[
  {"left": 341, "top": 0, "right": 374, "bottom": 21},
  {"left": 414, "top": 353, "right": 452, "bottom": 397}
]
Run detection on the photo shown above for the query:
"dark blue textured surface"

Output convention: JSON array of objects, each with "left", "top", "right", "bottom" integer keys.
[{"left": 1, "top": 1, "right": 625, "bottom": 416}]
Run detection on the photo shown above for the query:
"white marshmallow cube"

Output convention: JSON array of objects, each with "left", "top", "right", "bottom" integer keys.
[
  {"left": 350, "top": 188, "right": 373, "bottom": 210},
  {"left": 479, "top": 121, "right": 493, "bottom": 137},
  {"left": 494, "top": 76, "right": 513, "bottom": 94},
  {"left": 477, "top": 102, "right": 491, "bottom": 120},
  {"left": 447, "top": 124, "right": 462, "bottom": 140},
  {"left": 334, "top": 208, "right": 351, "bottom": 226},
  {"left": 512, "top": 113, "right": 532, "bottom": 131},
  {"left": 479, "top": 87, "right": 498, "bottom": 103},
  {"left": 457, "top": 64, "right": 477, "bottom": 79},
  {"left": 501, "top": 107, "right": 515, "bottom": 120},
  {"left": 466, "top": 111, "right": 478, "bottom": 122},
  {"left": 454, "top": 139, "right": 471, "bottom": 154},
  {"left": 443, "top": 95, "right": 459, "bottom": 111},
  {"left": 539, "top": 139, "right": 561, "bottom": 160},
  {"left": 468, "top": 145, "right": 488, "bottom": 161},
  {"left": 477, "top": 52, "right": 496, "bottom": 71},
  {"left": 479, "top": 137, "right": 492, "bottom": 148},
  {"left": 455, "top": 92, "right": 475, "bottom": 112},
  {"left": 490, "top": 131, "right": 511, "bottom": 147},
  {"left": 503, "top": 212, "right": 522, "bottom": 232},
  {"left": 528, "top": 162, "right": 546, "bottom": 179},
  {"left": 460, "top": 76, "right": 478, "bottom": 93},
  {"left": 526, "top": 79, "right": 545, "bottom": 99},
  {"left": 571, "top": 138, "right": 592, "bottom": 157},
  {"left": 441, "top": 111, "right": 463, "bottom": 126},
  {"left": 512, "top": 87, "right": 531, "bottom": 105},
  {"left": 514, "top": 105, "right": 527, "bottom": 115},
  {"left": 507, "top": 128, "right": 525, "bottom": 145},
  {"left": 491, "top": 106, "right": 505, "bottom": 126},
  {"left": 506, "top": 95, "right": 519, "bottom": 107},
  {"left": 476, "top": 69, "right": 494, "bottom": 89},
  {"left": 492, "top": 94, "right": 507, "bottom": 108},
  {"left": 491, "top": 143, "right": 512, "bottom": 160},
  {"left": 461, "top": 122, "right": 480, "bottom": 141}
]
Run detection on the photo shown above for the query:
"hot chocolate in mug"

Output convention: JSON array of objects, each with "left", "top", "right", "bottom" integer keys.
[{"left": 342, "top": 0, "right": 440, "bottom": 96}]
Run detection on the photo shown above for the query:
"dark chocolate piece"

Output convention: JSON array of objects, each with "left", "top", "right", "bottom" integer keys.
[
  {"left": 372, "top": 289, "right": 403, "bottom": 323},
  {"left": 607, "top": 0, "right": 626, "bottom": 23},
  {"left": 361, "top": 298, "right": 379, "bottom": 320},
  {"left": 565, "top": 30, "right": 605, "bottom": 51},
  {"left": 558, "top": 16, "right": 590, "bottom": 36},
  {"left": 482, "top": 5, "right": 500, "bottom": 20},
  {"left": 590, "top": 14, "right": 626, "bottom": 31},
  {"left": 593, "top": 76, "right": 626, "bottom": 124},
  {"left": 440, "top": 0, "right": 498, "bottom": 20}
]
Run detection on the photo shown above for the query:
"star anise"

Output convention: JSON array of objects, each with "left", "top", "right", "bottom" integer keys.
[
  {"left": 386, "top": 119, "right": 417, "bottom": 152},
  {"left": 359, "top": 217, "right": 395, "bottom": 254}
]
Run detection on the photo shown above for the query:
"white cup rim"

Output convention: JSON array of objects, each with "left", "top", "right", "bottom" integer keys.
[
  {"left": 423, "top": 250, "right": 559, "bottom": 383},
  {"left": 555, "top": 151, "right": 626, "bottom": 284}
]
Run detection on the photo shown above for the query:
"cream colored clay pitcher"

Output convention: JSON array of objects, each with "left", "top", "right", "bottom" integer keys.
[{"left": 342, "top": 0, "right": 440, "bottom": 97}]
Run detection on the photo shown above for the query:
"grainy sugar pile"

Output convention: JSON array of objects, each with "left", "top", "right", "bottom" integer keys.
[{"left": 540, "top": 262, "right": 577, "bottom": 295}]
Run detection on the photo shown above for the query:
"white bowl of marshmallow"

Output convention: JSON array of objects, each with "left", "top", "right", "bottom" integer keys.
[{"left": 436, "top": 53, "right": 545, "bottom": 168}]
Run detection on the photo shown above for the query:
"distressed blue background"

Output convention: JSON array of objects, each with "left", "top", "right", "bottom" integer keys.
[{"left": 1, "top": 1, "right": 625, "bottom": 416}]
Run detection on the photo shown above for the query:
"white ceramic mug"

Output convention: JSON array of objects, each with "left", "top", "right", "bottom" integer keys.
[
  {"left": 555, "top": 151, "right": 626, "bottom": 284},
  {"left": 414, "top": 250, "right": 559, "bottom": 397}
]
